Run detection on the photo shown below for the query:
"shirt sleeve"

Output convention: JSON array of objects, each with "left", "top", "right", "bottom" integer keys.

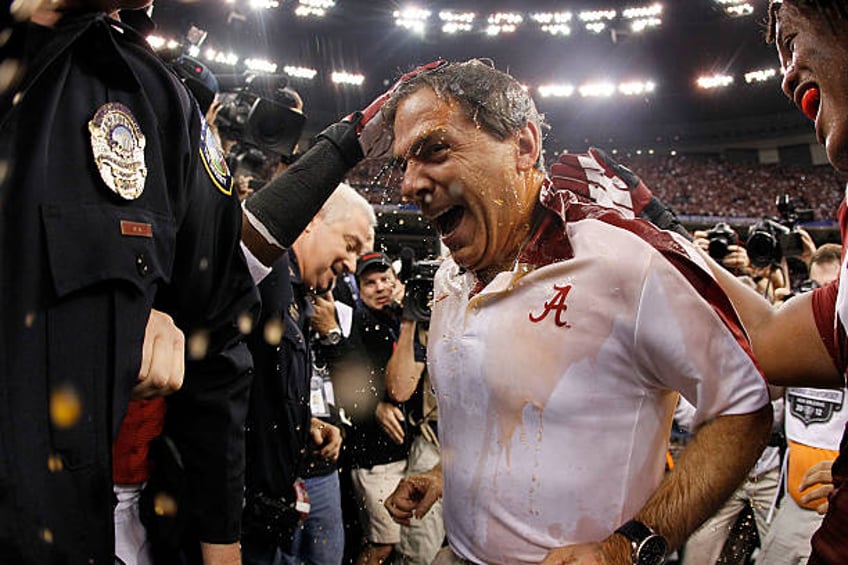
[
  {"left": 157, "top": 107, "right": 260, "bottom": 543},
  {"left": 634, "top": 252, "right": 770, "bottom": 430}
]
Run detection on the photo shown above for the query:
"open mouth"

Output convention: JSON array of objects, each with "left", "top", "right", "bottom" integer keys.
[
  {"left": 799, "top": 85, "right": 820, "bottom": 122},
  {"left": 433, "top": 206, "right": 465, "bottom": 236}
]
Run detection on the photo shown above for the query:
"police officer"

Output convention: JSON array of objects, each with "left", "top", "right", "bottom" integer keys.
[{"left": 0, "top": 2, "right": 258, "bottom": 563}]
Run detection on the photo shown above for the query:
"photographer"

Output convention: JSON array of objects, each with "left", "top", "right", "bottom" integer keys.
[
  {"left": 332, "top": 253, "right": 431, "bottom": 564},
  {"left": 697, "top": 223, "right": 790, "bottom": 303}
]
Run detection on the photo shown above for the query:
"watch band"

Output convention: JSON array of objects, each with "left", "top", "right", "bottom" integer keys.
[{"left": 615, "top": 519, "right": 668, "bottom": 565}]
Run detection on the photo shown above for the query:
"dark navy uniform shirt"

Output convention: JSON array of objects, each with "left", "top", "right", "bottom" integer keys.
[{"left": 0, "top": 12, "right": 258, "bottom": 563}]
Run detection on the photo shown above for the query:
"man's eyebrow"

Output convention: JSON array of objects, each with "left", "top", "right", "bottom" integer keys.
[{"left": 394, "top": 129, "right": 447, "bottom": 161}]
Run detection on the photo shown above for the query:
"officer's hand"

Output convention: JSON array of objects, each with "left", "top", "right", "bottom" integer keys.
[
  {"left": 800, "top": 459, "right": 835, "bottom": 515},
  {"left": 133, "top": 309, "right": 185, "bottom": 400},
  {"left": 384, "top": 468, "right": 443, "bottom": 526},
  {"left": 310, "top": 293, "right": 339, "bottom": 337},
  {"left": 309, "top": 417, "right": 341, "bottom": 462},
  {"left": 348, "top": 59, "right": 446, "bottom": 160},
  {"left": 375, "top": 401, "right": 405, "bottom": 445}
]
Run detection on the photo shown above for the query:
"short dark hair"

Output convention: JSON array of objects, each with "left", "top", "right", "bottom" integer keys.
[
  {"left": 766, "top": 0, "right": 848, "bottom": 43},
  {"left": 381, "top": 59, "right": 548, "bottom": 168}
]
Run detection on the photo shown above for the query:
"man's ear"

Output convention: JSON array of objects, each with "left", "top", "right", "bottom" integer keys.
[{"left": 516, "top": 121, "right": 541, "bottom": 172}]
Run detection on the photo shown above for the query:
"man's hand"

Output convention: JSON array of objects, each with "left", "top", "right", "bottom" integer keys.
[
  {"left": 541, "top": 533, "right": 632, "bottom": 564},
  {"left": 309, "top": 417, "right": 342, "bottom": 462},
  {"left": 384, "top": 468, "right": 443, "bottom": 526},
  {"left": 375, "top": 401, "right": 405, "bottom": 445},
  {"left": 133, "top": 309, "right": 185, "bottom": 400},
  {"left": 310, "top": 293, "right": 339, "bottom": 337},
  {"left": 351, "top": 59, "right": 446, "bottom": 160},
  {"left": 551, "top": 147, "right": 690, "bottom": 239},
  {"left": 800, "top": 459, "right": 835, "bottom": 514}
]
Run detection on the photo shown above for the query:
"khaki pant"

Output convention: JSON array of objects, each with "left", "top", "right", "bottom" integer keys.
[{"left": 396, "top": 435, "right": 445, "bottom": 565}]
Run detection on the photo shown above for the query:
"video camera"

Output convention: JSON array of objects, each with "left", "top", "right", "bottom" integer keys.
[
  {"left": 704, "top": 222, "right": 739, "bottom": 261},
  {"left": 215, "top": 73, "right": 307, "bottom": 181},
  {"left": 398, "top": 248, "right": 442, "bottom": 324},
  {"left": 746, "top": 195, "right": 814, "bottom": 268}
]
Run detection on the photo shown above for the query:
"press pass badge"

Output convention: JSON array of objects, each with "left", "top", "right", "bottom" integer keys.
[{"left": 88, "top": 102, "right": 147, "bottom": 200}]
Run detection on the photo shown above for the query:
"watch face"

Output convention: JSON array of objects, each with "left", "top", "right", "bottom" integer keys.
[{"left": 637, "top": 535, "right": 668, "bottom": 565}]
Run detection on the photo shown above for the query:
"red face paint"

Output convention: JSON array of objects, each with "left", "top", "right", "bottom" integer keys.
[{"left": 801, "top": 87, "right": 820, "bottom": 121}]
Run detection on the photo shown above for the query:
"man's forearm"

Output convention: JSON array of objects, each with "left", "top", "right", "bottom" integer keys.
[
  {"left": 628, "top": 405, "right": 772, "bottom": 551},
  {"left": 385, "top": 320, "right": 425, "bottom": 402},
  {"left": 201, "top": 541, "right": 241, "bottom": 565}
]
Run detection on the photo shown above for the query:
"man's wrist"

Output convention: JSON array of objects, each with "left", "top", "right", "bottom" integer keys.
[
  {"left": 319, "top": 326, "right": 342, "bottom": 345},
  {"left": 600, "top": 533, "right": 634, "bottom": 564}
]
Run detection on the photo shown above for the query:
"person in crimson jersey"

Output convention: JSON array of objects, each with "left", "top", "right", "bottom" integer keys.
[
  {"left": 694, "top": 3, "right": 848, "bottom": 563},
  {"left": 379, "top": 59, "right": 772, "bottom": 565}
]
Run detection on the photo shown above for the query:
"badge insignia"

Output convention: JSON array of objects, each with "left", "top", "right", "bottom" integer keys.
[
  {"left": 788, "top": 388, "right": 844, "bottom": 426},
  {"left": 199, "top": 115, "right": 233, "bottom": 196},
  {"left": 88, "top": 102, "right": 147, "bottom": 200}
]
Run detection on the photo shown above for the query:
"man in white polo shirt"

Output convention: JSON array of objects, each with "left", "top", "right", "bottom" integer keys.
[{"left": 379, "top": 59, "right": 772, "bottom": 565}]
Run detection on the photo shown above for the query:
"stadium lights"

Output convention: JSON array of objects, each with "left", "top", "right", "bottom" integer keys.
[
  {"left": 619, "top": 80, "right": 656, "bottom": 95},
  {"left": 439, "top": 10, "right": 476, "bottom": 34},
  {"left": 283, "top": 65, "right": 318, "bottom": 80},
  {"left": 249, "top": 0, "right": 280, "bottom": 9},
  {"left": 697, "top": 73, "right": 734, "bottom": 89},
  {"left": 713, "top": 0, "right": 754, "bottom": 17},
  {"left": 332, "top": 71, "right": 365, "bottom": 86},
  {"left": 538, "top": 84, "right": 575, "bottom": 98},
  {"left": 622, "top": 3, "right": 662, "bottom": 19},
  {"left": 394, "top": 7, "right": 431, "bottom": 35},
  {"left": 295, "top": 0, "right": 335, "bottom": 18},
  {"left": 245, "top": 58, "right": 278, "bottom": 73},
  {"left": 146, "top": 35, "right": 181, "bottom": 51},
  {"left": 530, "top": 12, "right": 573, "bottom": 36},
  {"left": 486, "top": 12, "right": 523, "bottom": 36},
  {"left": 744, "top": 68, "right": 778, "bottom": 84},
  {"left": 579, "top": 82, "right": 616, "bottom": 98},
  {"left": 204, "top": 48, "right": 239, "bottom": 67}
]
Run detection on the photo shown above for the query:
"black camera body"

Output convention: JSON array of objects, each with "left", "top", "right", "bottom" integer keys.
[
  {"left": 746, "top": 195, "right": 814, "bottom": 268},
  {"left": 398, "top": 248, "right": 442, "bottom": 323},
  {"left": 216, "top": 74, "right": 306, "bottom": 180},
  {"left": 704, "top": 222, "right": 738, "bottom": 261}
]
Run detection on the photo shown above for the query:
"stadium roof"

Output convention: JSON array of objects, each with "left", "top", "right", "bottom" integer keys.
[{"left": 150, "top": 0, "right": 811, "bottom": 151}]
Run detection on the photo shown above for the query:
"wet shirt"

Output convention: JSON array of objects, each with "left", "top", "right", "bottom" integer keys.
[
  {"left": 428, "top": 185, "right": 769, "bottom": 564},
  {"left": 0, "top": 14, "right": 258, "bottom": 563}
]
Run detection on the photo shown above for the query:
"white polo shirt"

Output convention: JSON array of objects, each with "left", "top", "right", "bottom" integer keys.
[{"left": 429, "top": 201, "right": 769, "bottom": 564}]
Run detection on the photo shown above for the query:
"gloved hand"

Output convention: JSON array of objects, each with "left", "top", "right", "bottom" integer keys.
[
  {"left": 550, "top": 147, "right": 691, "bottom": 239},
  {"left": 349, "top": 59, "right": 446, "bottom": 160}
]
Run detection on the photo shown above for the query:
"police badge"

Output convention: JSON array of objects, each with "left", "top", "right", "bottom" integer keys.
[{"left": 88, "top": 102, "right": 147, "bottom": 200}]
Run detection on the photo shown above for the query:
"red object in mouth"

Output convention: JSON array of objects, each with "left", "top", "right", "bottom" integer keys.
[{"left": 801, "top": 87, "right": 820, "bottom": 121}]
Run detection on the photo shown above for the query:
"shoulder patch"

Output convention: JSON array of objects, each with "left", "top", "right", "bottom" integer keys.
[{"left": 199, "top": 115, "right": 233, "bottom": 196}]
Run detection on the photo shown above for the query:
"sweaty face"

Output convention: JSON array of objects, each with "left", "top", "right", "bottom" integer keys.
[
  {"left": 776, "top": 2, "right": 848, "bottom": 172},
  {"left": 295, "top": 210, "right": 372, "bottom": 294},
  {"left": 393, "top": 88, "right": 543, "bottom": 278},
  {"left": 358, "top": 268, "right": 395, "bottom": 311}
]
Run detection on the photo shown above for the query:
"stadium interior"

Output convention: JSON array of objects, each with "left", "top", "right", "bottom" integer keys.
[{"left": 149, "top": 0, "right": 844, "bottom": 257}]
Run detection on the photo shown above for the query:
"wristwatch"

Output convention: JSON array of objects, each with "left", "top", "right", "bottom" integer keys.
[
  {"left": 320, "top": 327, "right": 342, "bottom": 346},
  {"left": 614, "top": 519, "right": 668, "bottom": 565}
]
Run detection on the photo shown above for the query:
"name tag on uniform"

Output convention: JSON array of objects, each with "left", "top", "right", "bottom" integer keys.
[{"left": 120, "top": 220, "right": 153, "bottom": 238}]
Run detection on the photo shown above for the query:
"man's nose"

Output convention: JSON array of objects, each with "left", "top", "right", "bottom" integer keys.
[{"left": 401, "top": 161, "right": 433, "bottom": 204}]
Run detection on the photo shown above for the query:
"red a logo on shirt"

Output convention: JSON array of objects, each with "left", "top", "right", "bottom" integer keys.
[{"left": 529, "top": 284, "right": 573, "bottom": 328}]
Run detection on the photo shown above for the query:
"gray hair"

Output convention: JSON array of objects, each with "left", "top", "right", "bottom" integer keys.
[
  {"left": 381, "top": 59, "right": 547, "bottom": 168},
  {"left": 320, "top": 182, "right": 377, "bottom": 229}
]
